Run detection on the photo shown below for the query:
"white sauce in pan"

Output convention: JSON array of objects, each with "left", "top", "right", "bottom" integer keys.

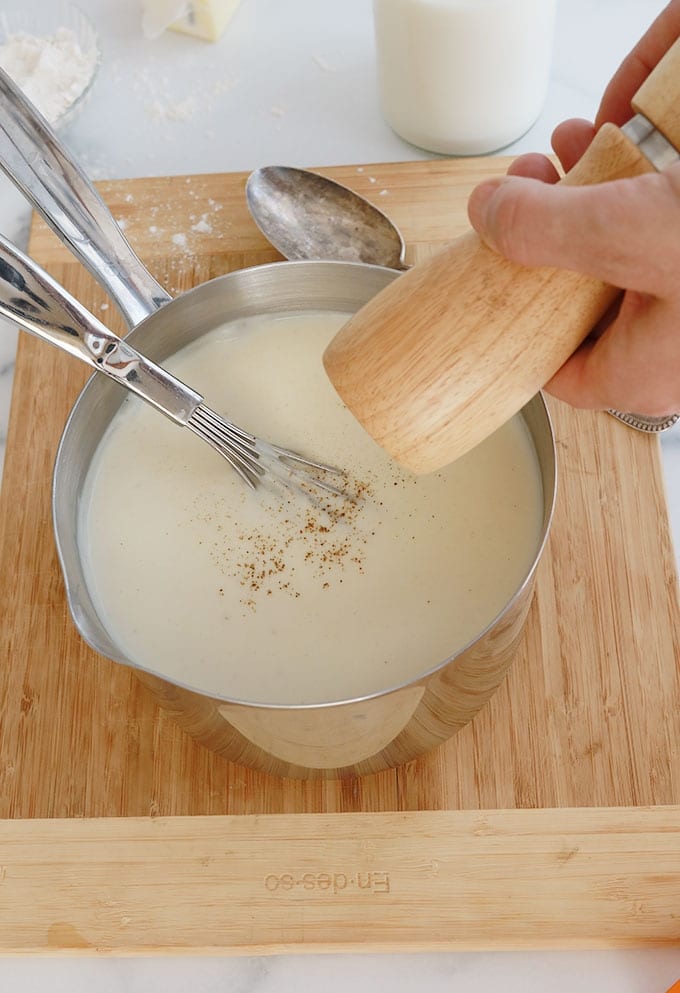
[{"left": 79, "top": 311, "right": 544, "bottom": 705}]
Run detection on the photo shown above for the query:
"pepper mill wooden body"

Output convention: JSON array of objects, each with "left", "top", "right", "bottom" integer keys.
[{"left": 323, "top": 39, "right": 680, "bottom": 474}]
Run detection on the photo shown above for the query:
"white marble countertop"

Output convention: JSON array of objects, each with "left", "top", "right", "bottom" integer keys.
[{"left": 1, "top": 0, "right": 679, "bottom": 989}]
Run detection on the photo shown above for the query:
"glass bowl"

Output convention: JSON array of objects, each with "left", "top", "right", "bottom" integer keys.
[{"left": 0, "top": 2, "right": 101, "bottom": 129}]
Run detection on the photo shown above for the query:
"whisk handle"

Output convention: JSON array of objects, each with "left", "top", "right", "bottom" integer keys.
[
  {"left": 0, "top": 67, "right": 171, "bottom": 330},
  {"left": 0, "top": 233, "right": 202, "bottom": 424}
]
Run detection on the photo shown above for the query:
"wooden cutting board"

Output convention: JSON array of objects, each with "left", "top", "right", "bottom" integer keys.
[{"left": 1, "top": 159, "right": 680, "bottom": 954}]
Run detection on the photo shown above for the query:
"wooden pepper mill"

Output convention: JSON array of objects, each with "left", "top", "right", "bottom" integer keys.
[{"left": 323, "top": 39, "right": 680, "bottom": 473}]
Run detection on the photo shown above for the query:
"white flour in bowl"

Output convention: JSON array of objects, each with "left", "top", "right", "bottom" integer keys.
[{"left": 0, "top": 25, "right": 98, "bottom": 124}]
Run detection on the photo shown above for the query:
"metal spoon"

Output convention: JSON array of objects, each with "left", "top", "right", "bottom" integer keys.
[
  {"left": 247, "top": 164, "right": 678, "bottom": 435},
  {"left": 245, "top": 165, "right": 409, "bottom": 271}
]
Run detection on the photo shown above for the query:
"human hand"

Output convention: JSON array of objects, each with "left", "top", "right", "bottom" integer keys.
[{"left": 467, "top": 1, "right": 680, "bottom": 417}]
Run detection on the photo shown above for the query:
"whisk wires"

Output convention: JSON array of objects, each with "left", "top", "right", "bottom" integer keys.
[{"left": 186, "top": 403, "right": 347, "bottom": 499}]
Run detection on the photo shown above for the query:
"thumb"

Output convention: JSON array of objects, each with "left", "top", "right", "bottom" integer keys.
[{"left": 467, "top": 167, "right": 680, "bottom": 296}]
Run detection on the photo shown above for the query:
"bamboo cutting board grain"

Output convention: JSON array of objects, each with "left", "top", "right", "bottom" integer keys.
[{"left": 1, "top": 159, "right": 680, "bottom": 954}]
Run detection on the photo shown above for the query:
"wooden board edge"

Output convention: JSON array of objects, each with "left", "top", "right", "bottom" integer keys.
[{"left": 1, "top": 806, "right": 679, "bottom": 954}]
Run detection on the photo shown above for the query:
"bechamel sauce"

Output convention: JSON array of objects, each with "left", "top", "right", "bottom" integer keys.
[{"left": 79, "top": 311, "right": 544, "bottom": 705}]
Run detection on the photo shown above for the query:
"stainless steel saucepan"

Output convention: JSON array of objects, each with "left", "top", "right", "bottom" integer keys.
[{"left": 0, "top": 68, "right": 556, "bottom": 778}]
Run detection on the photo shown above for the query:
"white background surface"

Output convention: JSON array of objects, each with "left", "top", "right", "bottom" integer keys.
[{"left": 0, "top": 0, "right": 679, "bottom": 989}]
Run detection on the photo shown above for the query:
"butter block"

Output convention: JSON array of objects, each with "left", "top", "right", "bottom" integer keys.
[{"left": 169, "top": 0, "right": 242, "bottom": 41}]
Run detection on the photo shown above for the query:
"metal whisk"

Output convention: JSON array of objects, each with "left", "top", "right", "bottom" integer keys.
[{"left": 0, "top": 234, "right": 346, "bottom": 499}]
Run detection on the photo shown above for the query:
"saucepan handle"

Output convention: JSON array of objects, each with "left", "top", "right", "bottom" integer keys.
[{"left": 0, "top": 67, "right": 171, "bottom": 331}]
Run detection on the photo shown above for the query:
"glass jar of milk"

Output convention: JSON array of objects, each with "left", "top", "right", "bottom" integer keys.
[{"left": 373, "top": 0, "right": 557, "bottom": 156}]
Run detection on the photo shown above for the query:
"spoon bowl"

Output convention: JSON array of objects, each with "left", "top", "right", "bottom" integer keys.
[{"left": 246, "top": 165, "right": 408, "bottom": 271}]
